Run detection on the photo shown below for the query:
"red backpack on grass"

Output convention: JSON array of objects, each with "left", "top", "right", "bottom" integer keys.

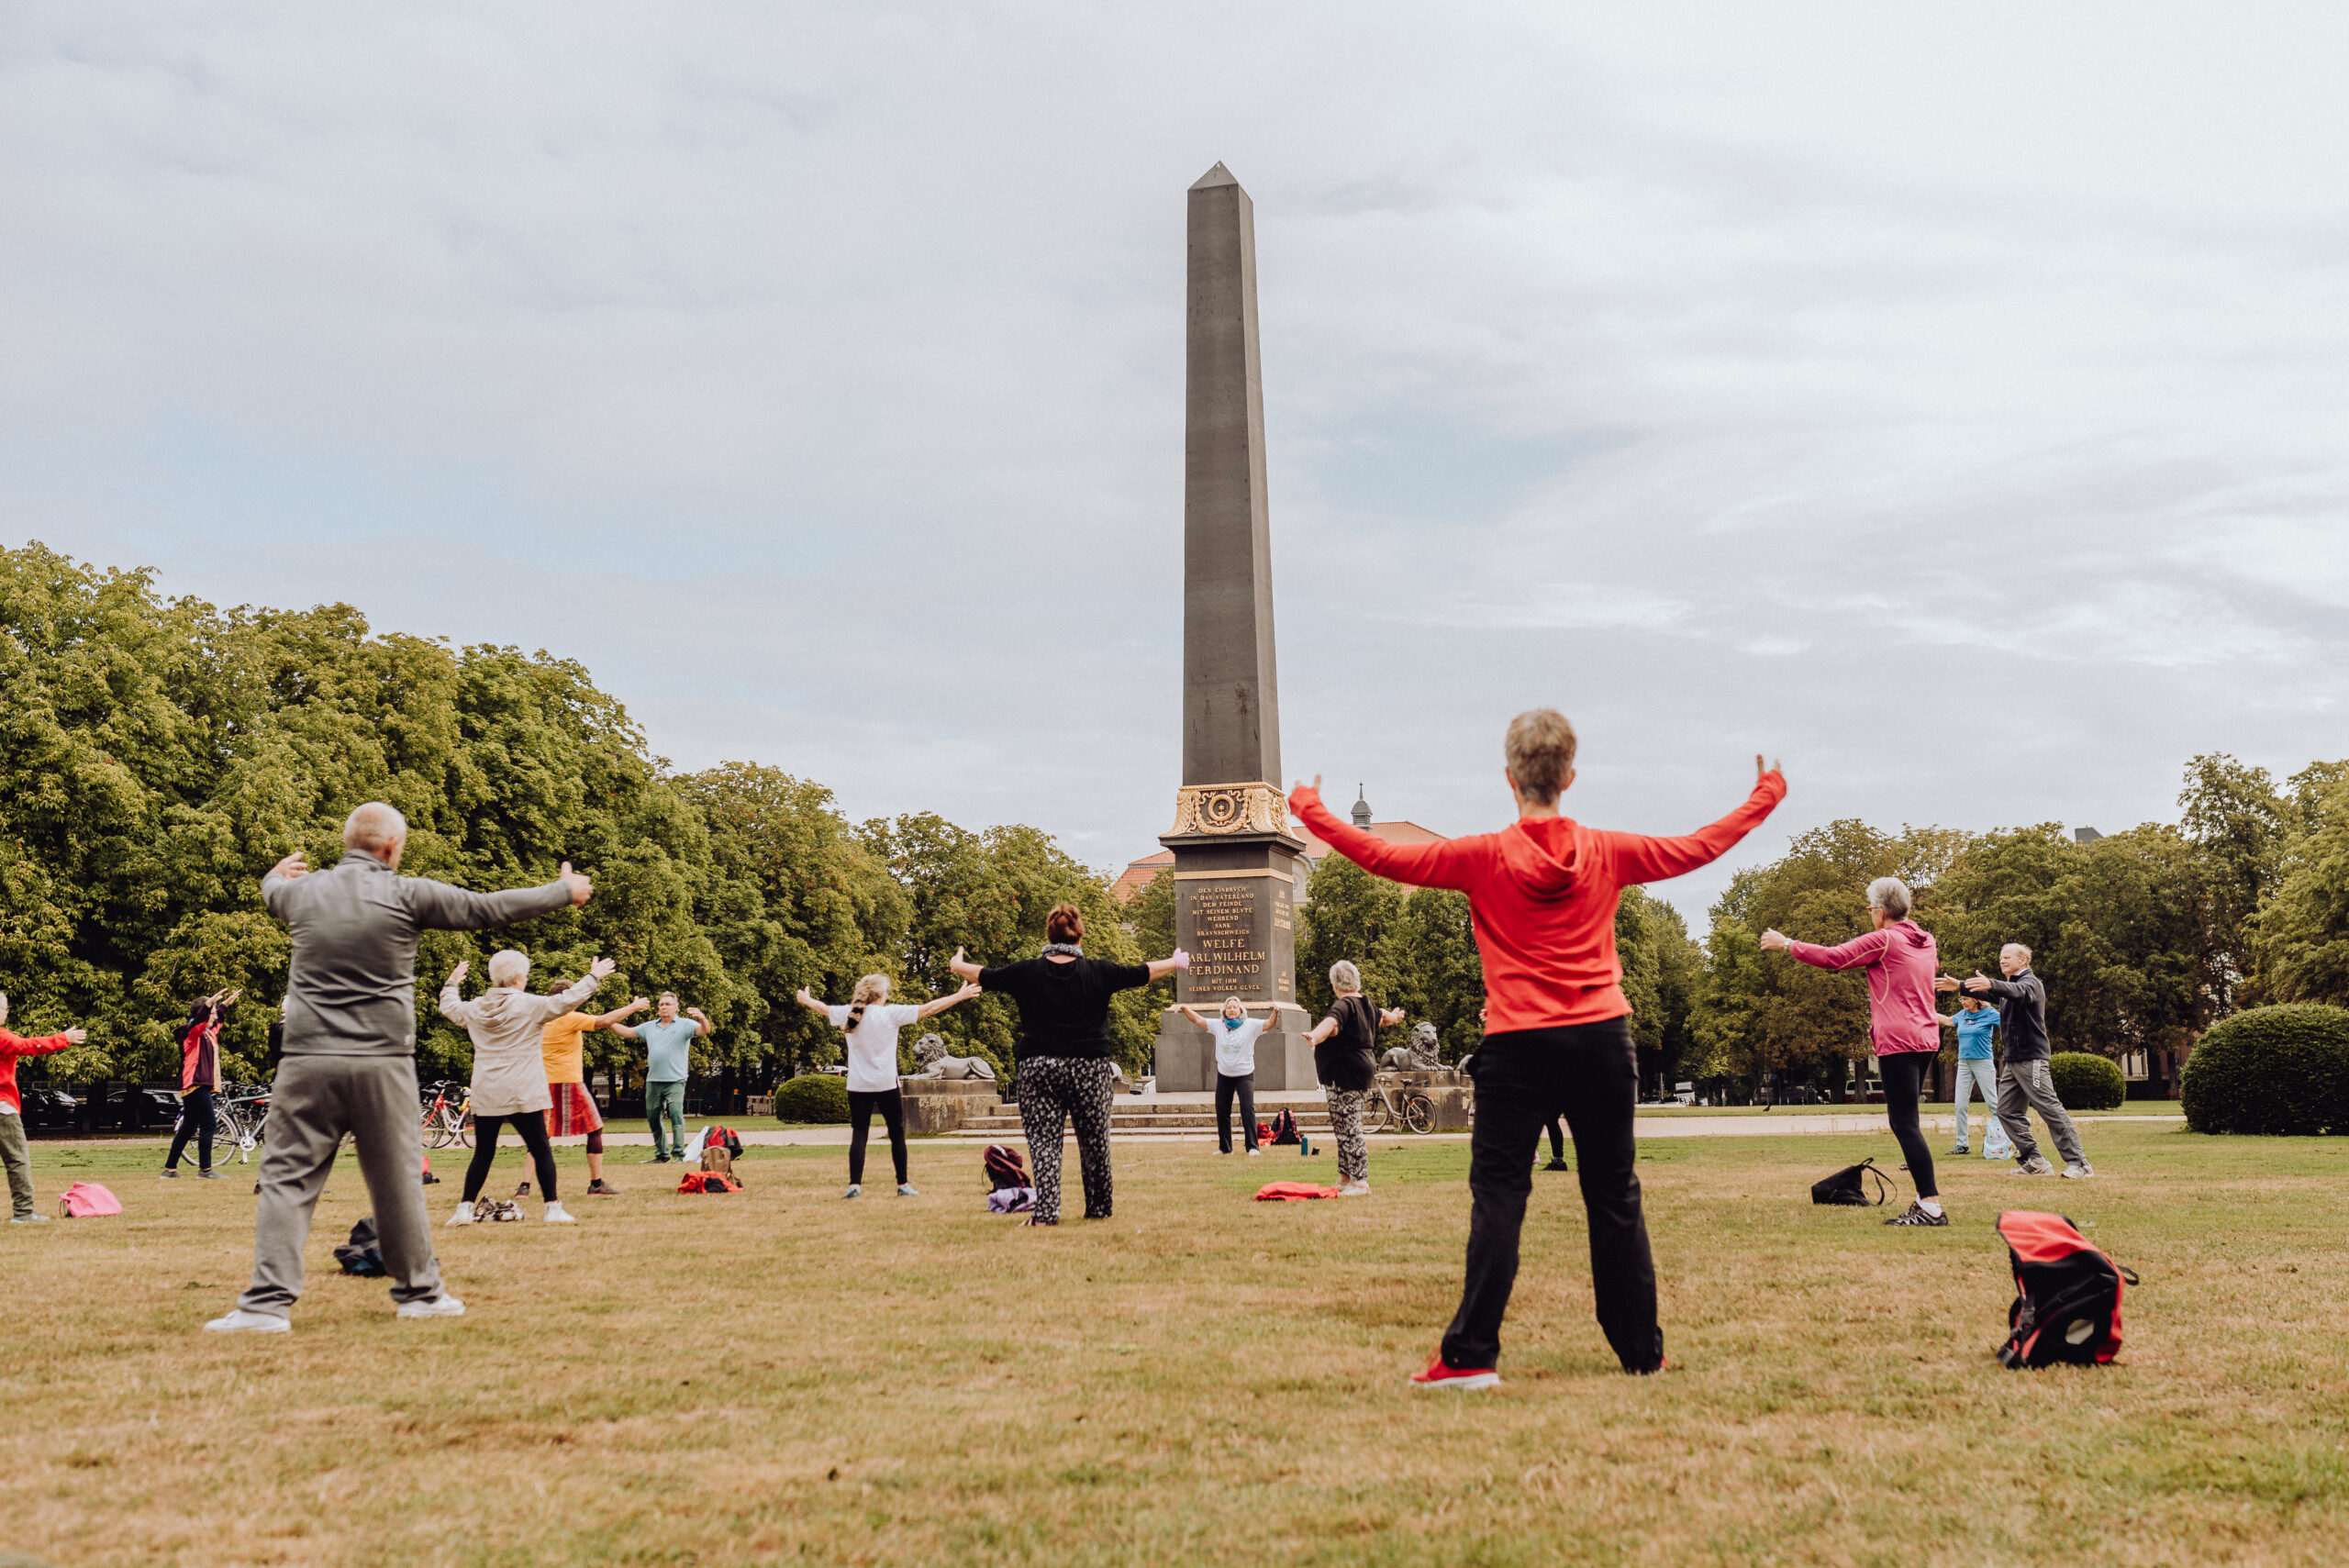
[{"left": 1995, "top": 1210, "right": 2139, "bottom": 1368}]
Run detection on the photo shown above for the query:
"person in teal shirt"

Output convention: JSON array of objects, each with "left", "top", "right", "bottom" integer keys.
[
  {"left": 612, "top": 993, "right": 708, "bottom": 1162},
  {"left": 1939, "top": 995, "right": 2003, "bottom": 1156}
]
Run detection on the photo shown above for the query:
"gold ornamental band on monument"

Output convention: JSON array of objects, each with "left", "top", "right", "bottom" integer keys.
[{"left": 1164, "top": 782, "right": 1292, "bottom": 838}]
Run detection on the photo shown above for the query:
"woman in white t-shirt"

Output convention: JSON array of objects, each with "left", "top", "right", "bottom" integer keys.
[
  {"left": 1177, "top": 996, "right": 1269, "bottom": 1156},
  {"left": 795, "top": 975, "right": 981, "bottom": 1198}
]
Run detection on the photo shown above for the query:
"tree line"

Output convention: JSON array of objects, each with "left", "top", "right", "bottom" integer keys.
[
  {"left": 0, "top": 544, "right": 1156, "bottom": 1097},
  {"left": 1290, "top": 755, "right": 2349, "bottom": 1095}
]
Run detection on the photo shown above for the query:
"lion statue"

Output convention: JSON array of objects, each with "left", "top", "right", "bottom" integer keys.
[
  {"left": 1379, "top": 1021, "right": 1445, "bottom": 1073},
  {"left": 910, "top": 1033, "right": 997, "bottom": 1081}
]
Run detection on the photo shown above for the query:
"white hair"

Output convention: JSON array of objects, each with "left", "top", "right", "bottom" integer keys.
[
  {"left": 487, "top": 949, "right": 530, "bottom": 987},
  {"left": 1865, "top": 877, "right": 1913, "bottom": 921},
  {"left": 2002, "top": 942, "right": 2033, "bottom": 963},
  {"left": 1329, "top": 960, "right": 1362, "bottom": 995},
  {"left": 342, "top": 801, "right": 406, "bottom": 854}
]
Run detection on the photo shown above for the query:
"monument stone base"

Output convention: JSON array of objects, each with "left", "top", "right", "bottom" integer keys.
[{"left": 1152, "top": 1004, "right": 1316, "bottom": 1092}]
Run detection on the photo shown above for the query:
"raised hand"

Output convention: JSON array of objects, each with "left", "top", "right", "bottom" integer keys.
[
  {"left": 794, "top": 987, "right": 816, "bottom": 1006},
  {"left": 448, "top": 961, "right": 471, "bottom": 986},
  {"left": 1757, "top": 754, "right": 1782, "bottom": 784},
  {"left": 1758, "top": 928, "right": 1791, "bottom": 952},
  {"left": 272, "top": 851, "right": 309, "bottom": 881},
  {"left": 588, "top": 957, "right": 618, "bottom": 982},
  {"left": 62, "top": 1027, "right": 87, "bottom": 1045},
  {"left": 559, "top": 861, "right": 593, "bottom": 906},
  {"left": 1961, "top": 972, "right": 1993, "bottom": 994},
  {"left": 955, "top": 981, "right": 983, "bottom": 1002},
  {"left": 1933, "top": 975, "right": 1960, "bottom": 993},
  {"left": 1170, "top": 948, "right": 1191, "bottom": 972},
  {"left": 685, "top": 1006, "right": 708, "bottom": 1022}
]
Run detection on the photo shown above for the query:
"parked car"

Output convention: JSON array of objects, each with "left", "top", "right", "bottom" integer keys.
[
  {"left": 95, "top": 1084, "right": 185, "bottom": 1125},
  {"left": 18, "top": 1084, "right": 81, "bottom": 1130}
]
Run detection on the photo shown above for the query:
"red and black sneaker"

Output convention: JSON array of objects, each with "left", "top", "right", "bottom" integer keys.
[{"left": 1409, "top": 1352, "right": 1500, "bottom": 1391}]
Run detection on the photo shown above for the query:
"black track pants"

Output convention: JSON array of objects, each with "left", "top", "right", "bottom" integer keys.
[
  {"left": 848, "top": 1088, "right": 908, "bottom": 1187},
  {"left": 463, "top": 1113, "right": 559, "bottom": 1204},
  {"left": 1879, "top": 1052, "right": 1937, "bottom": 1199}
]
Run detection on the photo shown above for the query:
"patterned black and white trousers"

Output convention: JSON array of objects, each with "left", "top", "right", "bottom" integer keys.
[
  {"left": 1324, "top": 1086, "right": 1369, "bottom": 1185},
  {"left": 1017, "top": 1056, "right": 1117, "bottom": 1223}
]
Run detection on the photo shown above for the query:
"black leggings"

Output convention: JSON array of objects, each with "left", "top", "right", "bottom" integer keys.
[
  {"left": 166, "top": 1085, "right": 216, "bottom": 1171},
  {"left": 1879, "top": 1053, "right": 1936, "bottom": 1198},
  {"left": 848, "top": 1088, "right": 907, "bottom": 1187},
  {"left": 463, "top": 1114, "right": 559, "bottom": 1204},
  {"left": 1215, "top": 1073, "right": 1259, "bottom": 1152},
  {"left": 1545, "top": 1116, "right": 1566, "bottom": 1164}
]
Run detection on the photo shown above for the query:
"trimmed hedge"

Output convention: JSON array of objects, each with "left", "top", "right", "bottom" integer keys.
[
  {"left": 771, "top": 1073, "right": 851, "bottom": 1125},
  {"left": 2182, "top": 1004, "right": 2349, "bottom": 1135},
  {"left": 2047, "top": 1051, "right": 2124, "bottom": 1112}
]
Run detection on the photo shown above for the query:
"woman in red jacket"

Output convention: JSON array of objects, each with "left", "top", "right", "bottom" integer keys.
[
  {"left": 163, "top": 989, "right": 239, "bottom": 1179},
  {"left": 0, "top": 991, "right": 89, "bottom": 1223},
  {"left": 1292, "top": 708, "right": 1785, "bottom": 1387},
  {"left": 1761, "top": 879, "right": 1945, "bottom": 1226}
]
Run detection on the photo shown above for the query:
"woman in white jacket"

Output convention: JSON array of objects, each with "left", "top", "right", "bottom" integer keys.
[{"left": 440, "top": 950, "right": 615, "bottom": 1224}]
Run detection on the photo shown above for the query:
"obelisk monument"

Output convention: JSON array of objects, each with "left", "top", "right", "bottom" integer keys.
[{"left": 1152, "top": 163, "right": 1316, "bottom": 1091}]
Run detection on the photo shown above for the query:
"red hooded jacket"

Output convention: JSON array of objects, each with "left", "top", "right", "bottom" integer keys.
[
  {"left": 1289, "top": 772, "right": 1786, "bottom": 1033},
  {"left": 0, "top": 1029, "right": 76, "bottom": 1116}
]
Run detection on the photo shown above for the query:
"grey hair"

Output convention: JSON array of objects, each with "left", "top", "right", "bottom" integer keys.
[
  {"left": 1329, "top": 960, "right": 1363, "bottom": 995},
  {"left": 342, "top": 801, "right": 407, "bottom": 854},
  {"left": 1865, "top": 877, "right": 1913, "bottom": 921},
  {"left": 2002, "top": 941, "right": 2033, "bottom": 963},
  {"left": 486, "top": 949, "right": 530, "bottom": 986}
]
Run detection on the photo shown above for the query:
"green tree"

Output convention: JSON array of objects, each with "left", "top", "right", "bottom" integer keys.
[
  {"left": 2178, "top": 752, "right": 2292, "bottom": 1004},
  {"left": 2257, "top": 762, "right": 2349, "bottom": 1006},
  {"left": 1295, "top": 855, "right": 1403, "bottom": 1019},
  {"left": 1381, "top": 887, "right": 1484, "bottom": 1060}
]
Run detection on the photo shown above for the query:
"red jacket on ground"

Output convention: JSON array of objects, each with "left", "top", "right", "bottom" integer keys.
[
  {"left": 0, "top": 1028, "right": 76, "bottom": 1116},
  {"left": 1785, "top": 921, "right": 1941, "bottom": 1054},
  {"left": 1288, "top": 772, "right": 1787, "bottom": 1033}
]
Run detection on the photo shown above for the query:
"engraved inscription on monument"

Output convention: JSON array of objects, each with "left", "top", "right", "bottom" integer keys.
[{"left": 1186, "top": 884, "right": 1267, "bottom": 995}]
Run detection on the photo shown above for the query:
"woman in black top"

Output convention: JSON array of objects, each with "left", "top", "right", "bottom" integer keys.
[
  {"left": 949, "top": 903, "right": 1187, "bottom": 1225},
  {"left": 1302, "top": 961, "right": 1403, "bottom": 1196}
]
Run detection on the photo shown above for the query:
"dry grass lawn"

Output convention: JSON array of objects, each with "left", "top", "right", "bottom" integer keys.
[{"left": 3, "top": 1120, "right": 2344, "bottom": 1566}]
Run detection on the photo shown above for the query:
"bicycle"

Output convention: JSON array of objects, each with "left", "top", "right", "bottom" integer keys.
[
  {"left": 212, "top": 1084, "right": 271, "bottom": 1164},
  {"left": 1361, "top": 1075, "right": 1437, "bottom": 1135},
  {"left": 419, "top": 1081, "right": 474, "bottom": 1150}
]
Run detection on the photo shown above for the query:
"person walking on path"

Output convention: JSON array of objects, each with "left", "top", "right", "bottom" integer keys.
[
  {"left": 1291, "top": 711, "right": 1785, "bottom": 1387},
  {"left": 162, "top": 988, "right": 239, "bottom": 1179},
  {"left": 540, "top": 992, "right": 646, "bottom": 1197},
  {"left": 205, "top": 802, "right": 592, "bottom": 1334},
  {"left": 1177, "top": 997, "right": 1271, "bottom": 1156},
  {"left": 1302, "top": 964, "right": 1405, "bottom": 1195},
  {"left": 1761, "top": 878, "right": 1948, "bottom": 1227},
  {"left": 440, "top": 952, "right": 615, "bottom": 1225},
  {"left": 1937, "top": 995, "right": 2005, "bottom": 1157},
  {"left": 947, "top": 904, "right": 1187, "bottom": 1226},
  {"left": 0, "top": 993, "right": 87, "bottom": 1225},
  {"left": 794, "top": 975, "right": 982, "bottom": 1198},
  {"left": 611, "top": 995, "right": 708, "bottom": 1163},
  {"left": 1941, "top": 945, "right": 2091, "bottom": 1178}
]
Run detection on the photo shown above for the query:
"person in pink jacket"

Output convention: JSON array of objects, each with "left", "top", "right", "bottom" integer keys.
[{"left": 1761, "top": 877, "right": 1947, "bottom": 1227}]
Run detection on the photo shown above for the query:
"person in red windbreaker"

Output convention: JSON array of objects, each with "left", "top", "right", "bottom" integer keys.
[
  {"left": 1290, "top": 709, "right": 1784, "bottom": 1388},
  {"left": 163, "top": 988, "right": 239, "bottom": 1180},
  {"left": 1762, "top": 880, "right": 1946, "bottom": 1226},
  {"left": 0, "top": 990, "right": 90, "bottom": 1224}
]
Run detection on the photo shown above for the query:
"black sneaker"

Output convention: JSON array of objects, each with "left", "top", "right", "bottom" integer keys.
[
  {"left": 586, "top": 1179, "right": 619, "bottom": 1197},
  {"left": 1542, "top": 1159, "right": 1570, "bottom": 1172},
  {"left": 514, "top": 1180, "right": 530, "bottom": 1198},
  {"left": 197, "top": 1168, "right": 220, "bottom": 1180},
  {"left": 159, "top": 1168, "right": 180, "bottom": 1179},
  {"left": 1886, "top": 1202, "right": 1948, "bottom": 1228}
]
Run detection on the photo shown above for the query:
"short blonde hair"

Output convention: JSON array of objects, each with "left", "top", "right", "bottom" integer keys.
[{"left": 1504, "top": 710, "right": 1578, "bottom": 806}]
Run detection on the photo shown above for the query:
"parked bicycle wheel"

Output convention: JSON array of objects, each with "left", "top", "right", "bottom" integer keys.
[
  {"left": 1361, "top": 1091, "right": 1395, "bottom": 1135},
  {"left": 451, "top": 1106, "right": 474, "bottom": 1150},
  {"left": 1401, "top": 1093, "right": 1437, "bottom": 1135},
  {"left": 212, "top": 1106, "right": 250, "bottom": 1162}
]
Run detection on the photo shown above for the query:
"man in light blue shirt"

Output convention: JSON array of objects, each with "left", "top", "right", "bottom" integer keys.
[
  {"left": 1940, "top": 995, "right": 2002, "bottom": 1156},
  {"left": 612, "top": 993, "right": 709, "bottom": 1162}
]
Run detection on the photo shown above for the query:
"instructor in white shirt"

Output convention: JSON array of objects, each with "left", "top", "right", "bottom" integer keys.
[
  {"left": 1178, "top": 997, "right": 1269, "bottom": 1156},
  {"left": 795, "top": 975, "right": 980, "bottom": 1198}
]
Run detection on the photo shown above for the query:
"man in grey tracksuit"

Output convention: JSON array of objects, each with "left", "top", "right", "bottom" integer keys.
[
  {"left": 205, "top": 803, "right": 592, "bottom": 1333},
  {"left": 1940, "top": 942, "right": 2092, "bottom": 1179}
]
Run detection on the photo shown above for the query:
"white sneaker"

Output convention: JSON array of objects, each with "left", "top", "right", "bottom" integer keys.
[
  {"left": 2060, "top": 1162, "right": 2095, "bottom": 1179},
  {"left": 542, "top": 1202, "right": 576, "bottom": 1223},
  {"left": 896, "top": 1184, "right": 919, "bottom": 1197},
  {"left": 841, "top": 1184, "right": 861, "bottom": 1200},
  {"left": 203, "top": 1308, "right": 290, "bottom": 1334},
  {"left": 1336, "top": 1181, "right": 1371, "bottom": 1197},
  {"left": 1246, "top": 1148, "right": 1263, "bottom": 1157},
  {"left": 446, "top": 1200, "right": 476, "bottom": 1226},
  {"left": 395, "top": 1295, "right": 466, "bottom": 1319}
]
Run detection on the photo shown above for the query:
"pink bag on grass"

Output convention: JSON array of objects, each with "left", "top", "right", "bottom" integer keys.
[{"left": 58, "top": 1182, "right": 122, "bottom": 1218}]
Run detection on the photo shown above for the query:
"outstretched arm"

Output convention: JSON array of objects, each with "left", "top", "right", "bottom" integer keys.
[
  {"left": 1959, "top": 973, "right": 2023, "bottom": 999},
  {"left": 1378, "top": 1006, "right": 1407, "bottom": 1029},
  {"left": 1303, "top": 1017, "right": 1339, "bottom": 1047},
  {"left": 1762, "top": 928, "right": 1889, "bottom": 971},
  {"left": 1143, "top": 951, "right": 1191, "bottom": 984},
  {"left": 791, "top": 987, "right": 835, "bottom": 1020},
  {"left": 948, "top": 947, "right": 983, "bottom": 983},
  {"left": 1288, "top": 778, "right": 1485, "bottom": 892},
  {"left": 1607, "top": 757, "right": 1787, "bottom": 884},
  {"left": 918, "top": 982, "right": 983, "bottom": 1019},
  {"left": 592, "top": 996, "right": 650, "bottom": 1030},
  {"left": 1176, "top": 1003, "right": 1212, "bottom": 1033}
]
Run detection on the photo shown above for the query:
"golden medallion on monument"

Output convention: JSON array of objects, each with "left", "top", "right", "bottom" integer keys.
[{"left": 1164, "top": 781, "right": 1291, "bottom": 838}]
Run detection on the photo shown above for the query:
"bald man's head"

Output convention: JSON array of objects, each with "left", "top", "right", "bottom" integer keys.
[{"left": 343, "top": 802, "right": 407, "bottom": 865}]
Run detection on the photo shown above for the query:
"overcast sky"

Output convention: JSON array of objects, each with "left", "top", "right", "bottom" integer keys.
[{"left": 6, "top": 4, "right": 2345, "bottom": 923}]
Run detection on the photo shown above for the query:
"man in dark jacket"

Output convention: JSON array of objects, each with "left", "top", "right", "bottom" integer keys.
[
  {"left": 1940, "top": 944, "right": 2091, "bottom": 1179},
  {"left": 205, "top": 802, "right": 592, "bottom": 1333}
]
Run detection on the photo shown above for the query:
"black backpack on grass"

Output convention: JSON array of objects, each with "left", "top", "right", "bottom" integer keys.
[{"left": 1810, "top": 1157, "right": 1892, "bottom": 1207}]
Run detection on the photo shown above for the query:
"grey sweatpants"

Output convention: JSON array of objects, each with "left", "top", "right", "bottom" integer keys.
[
  {"left": 1998, "top": 1059, "right": 2087, "bottom": 1170},
  {"left": 0, "top": 1109, "right": 33, "bottom": 1218},
  {"left": 238, "top": 1055, "right": 444, "bottom": 1317}
]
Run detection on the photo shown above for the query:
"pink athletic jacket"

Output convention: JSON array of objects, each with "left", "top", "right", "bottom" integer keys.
[{"left": 1785, "top": 920, "right": 1941, "bottom": 1055}]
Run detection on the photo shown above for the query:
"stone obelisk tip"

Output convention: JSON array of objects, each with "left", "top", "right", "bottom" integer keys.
[{"left": 1189, "top": 161, "right": 1240, "bottom": 191}]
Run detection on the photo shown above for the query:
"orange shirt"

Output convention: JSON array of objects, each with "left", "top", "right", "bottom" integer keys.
[{"left": 540, "top": 1012, "right": 598, "bottom": 1084}]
